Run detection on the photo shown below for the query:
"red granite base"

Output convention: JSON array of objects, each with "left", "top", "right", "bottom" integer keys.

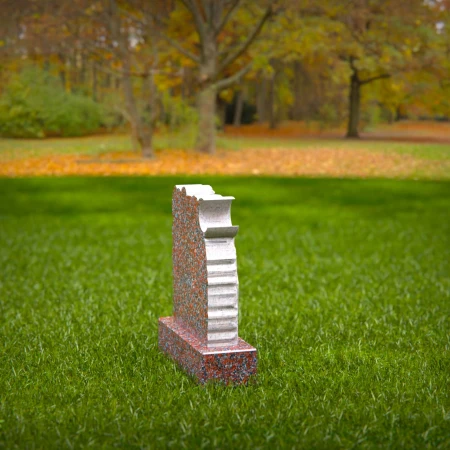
[{"left": 158, "top": 317, "right": 257, "bottom": 385}]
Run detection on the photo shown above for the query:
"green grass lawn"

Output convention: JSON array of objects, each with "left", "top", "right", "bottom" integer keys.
[
  {"left": 1, "top": 176, "right": 449, "bottom": 448},
  {"left": 1, "top": 132, "right": 449, "bottom": 162}
]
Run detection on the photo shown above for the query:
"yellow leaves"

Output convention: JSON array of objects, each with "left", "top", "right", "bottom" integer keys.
[
  {"left": 252, "top": 55, "right": 272, "bottom": 75},
  {"left": 111, "top": 60, "right": 122, "bottom": 70},
  {"left": 219, "top": 88, "right": 234, "bottom": 103},
  {"left": 155, "top": 74, "right": 179, "bottom": 91},
  {"left": 1, "top": 144, "right": 445, "bottom": 179},
  {"left": 278, "top": 81, "right": 293, "bottom": 107},
  {"left": 391, "top": 82, "right": 402, "bottom": 93},
  {"left": 168, "top": 7, "right": 194, "bottom": 32}
]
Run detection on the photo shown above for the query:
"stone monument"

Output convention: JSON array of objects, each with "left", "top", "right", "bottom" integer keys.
[{"left": 158, "top": 184, "right": 257, "bottom": 384}]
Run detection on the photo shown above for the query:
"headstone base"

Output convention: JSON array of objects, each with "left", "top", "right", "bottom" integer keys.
[{"left": 159, "top": 317, "right": 257, "bottom": 385}]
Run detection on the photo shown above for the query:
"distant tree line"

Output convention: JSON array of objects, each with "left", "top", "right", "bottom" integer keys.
[{"left": 0, "top": 0, "right": 449, "bottom": 158}]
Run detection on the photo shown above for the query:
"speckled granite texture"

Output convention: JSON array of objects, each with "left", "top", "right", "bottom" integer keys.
[
  {"left": 159, "top": 184, "right": 257, "bottom": 385},
  {"left": 172, "top": 186, "right": 208, "bottom": 341},
  {"left": 159, "top": 317, "right": 257, "bottom": 385}
]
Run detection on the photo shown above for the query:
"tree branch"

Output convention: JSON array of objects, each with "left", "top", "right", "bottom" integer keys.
[
  {"left": 217, "top": 3, "right": 273, "bottom": 74},
  {"left": 215, "top": 61, "right": 253, "bottom": 90},
  {"left": 360, "top": 73, "right": 390, "bottom": 85},
  {"left": 179, "top": 0, "right": 194, "bottom": 10},
  {"left": 158, "top": 31, "right": 200, "bottom": 63},
  {"left": 148, "top": 12, "right": 200, "bottom": 63},
  {"left": 95, "top": 63, "right": 150, "bottom": 78},
  {"left": 180, "top": 0, "right": 207, "bottom": 44},
  {"left": 349, "top": 55, "right": 358, "bottom": 74},
  {"left": 199, "top": 0, "right": 209, "bottom": 21},
  {"left": 214, "top": 0, "right": 241, "bottom": 37}
]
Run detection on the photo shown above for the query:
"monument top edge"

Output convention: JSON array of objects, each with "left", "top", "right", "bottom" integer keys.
[{"left": 175, "top": 184, "right": 235, "bottom": 201}]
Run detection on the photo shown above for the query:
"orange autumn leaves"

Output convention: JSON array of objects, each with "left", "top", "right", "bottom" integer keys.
[{"left": 0, "top": 147, "right": 448, "bottom": 179}]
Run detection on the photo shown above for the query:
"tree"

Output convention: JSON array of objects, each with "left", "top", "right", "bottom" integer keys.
[
  {"left": 154, "top": 0, "right": 275, "bottom": 154},
  {"left": 346, "top": 57, "right": 390, "bottom": 137},
  {"left": 327, "top": 0, "right": 441, "bottom": 138},
  {"left": 104, "top": 0, "right": 156, "bottom": 158},
  {"left": 14, "top": 0, "right": 161, "bottom": 157},
  {"left": 247, "top": 1, "right": 341, "bottom": 129}
]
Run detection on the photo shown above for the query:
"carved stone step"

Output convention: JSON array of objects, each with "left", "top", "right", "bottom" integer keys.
[
  {"left": 208, "top": 295, "right": 237, "bottom": 308},
  {"left": 207, "top": 259, "right": 236, "bottom": 266},
  {"left": 208, "top": 285, "right": 238, "bottom": 297},
  {"left": 207, "top": 265, "right": 237, "bottom": 276},
  {"left": 207, "top": 330, "right": 238, "bottom": 345},
  {"left": 208, "top": 307, "right": 238, "bottom": 320},
  {"left": 208, "top": 319, "right": 238, "bottom": 332},
  {"left": 208, "top": 276, "right": 238, "bottom": 286}
]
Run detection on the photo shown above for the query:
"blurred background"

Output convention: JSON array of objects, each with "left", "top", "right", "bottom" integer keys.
[{"left": 0, "top": 0, "right": 449, "bottom": 174}]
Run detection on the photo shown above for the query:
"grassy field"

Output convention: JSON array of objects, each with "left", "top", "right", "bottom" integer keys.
[
  {"left": 1, "top": 131, "right": 450, "bottom": 162},
  {"left": 1, "top": 176, "right": 449, "bottom": 448}
]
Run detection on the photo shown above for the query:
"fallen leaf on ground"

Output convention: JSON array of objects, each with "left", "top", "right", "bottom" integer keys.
[{"left": 0, "top": 148, "right": 448, "bottom": 179}]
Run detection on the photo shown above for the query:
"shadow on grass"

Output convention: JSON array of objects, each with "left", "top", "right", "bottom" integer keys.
[{"left": 0, "top": 176, "right": 449, "bottom": 221}]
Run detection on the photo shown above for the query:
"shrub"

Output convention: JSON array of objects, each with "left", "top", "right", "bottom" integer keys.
[
  {"left": 160, "top": 92, "right": 198, "bottom": 130},
  {"left": 0, "top": 67, "right": 103, "bottom": 138}
]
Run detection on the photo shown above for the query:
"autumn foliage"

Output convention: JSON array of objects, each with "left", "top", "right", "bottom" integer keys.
[{"left": 1, "top": 0, "right": 448, "bottom": 159}]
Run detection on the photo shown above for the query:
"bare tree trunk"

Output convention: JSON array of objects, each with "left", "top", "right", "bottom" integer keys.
[
  {"left": 108, "top": 0, "right": 154, "bottom": 158},
  {"left": 79, "top": 52, "right": 86, "bottom": 85},
  {"left": 196, "top": 36, "right": 217, "bottom": 154},
  {"left": 233, "top": 89, "right": 244, "bottom": 126},
  {"left": 346, "top": 72, "right": 361, "bottom": 138},
  {"left": 292, "top": 61, "right": 303, "bottom": 121},
  {"left": 217, "top": 97, "right": 227, "bottom": 131},
  {"left": 256, "top": 78, "right": 269, "bottom": 123},
  {"left": 196, "top": 85, "right": 217, "bottom": 154},
  {"left": 395, "top": 105, "right": 407, "bottom": 121},
  {"left": 104, "top": 70, "right": 111, "bottom": 88},
  {"left": 121, "top": 58, "right": 154, "bottom": 158},
  {"left": 268, "top": 72, "right": 277, "bottom": 129},
  {"left": 67, "top": 54, "right": 75, "bottom": 92},
  {"left": 58, "top": 53, "right": 66, "bottom": 90},
  {"left": 139, "top": 132, "right": 153, "bottom": 159},
  {"left": 143, "top": 70, "right": 158, "bottom": 159},
  {"left": 92, "top": 61, "right": 97, "bottom": 101},
  {"left": 388, "top": 107, "right": 394, "bottom": 124},
  {"left": 72, "top": 52, "right": 79, "bottom": 88}
]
